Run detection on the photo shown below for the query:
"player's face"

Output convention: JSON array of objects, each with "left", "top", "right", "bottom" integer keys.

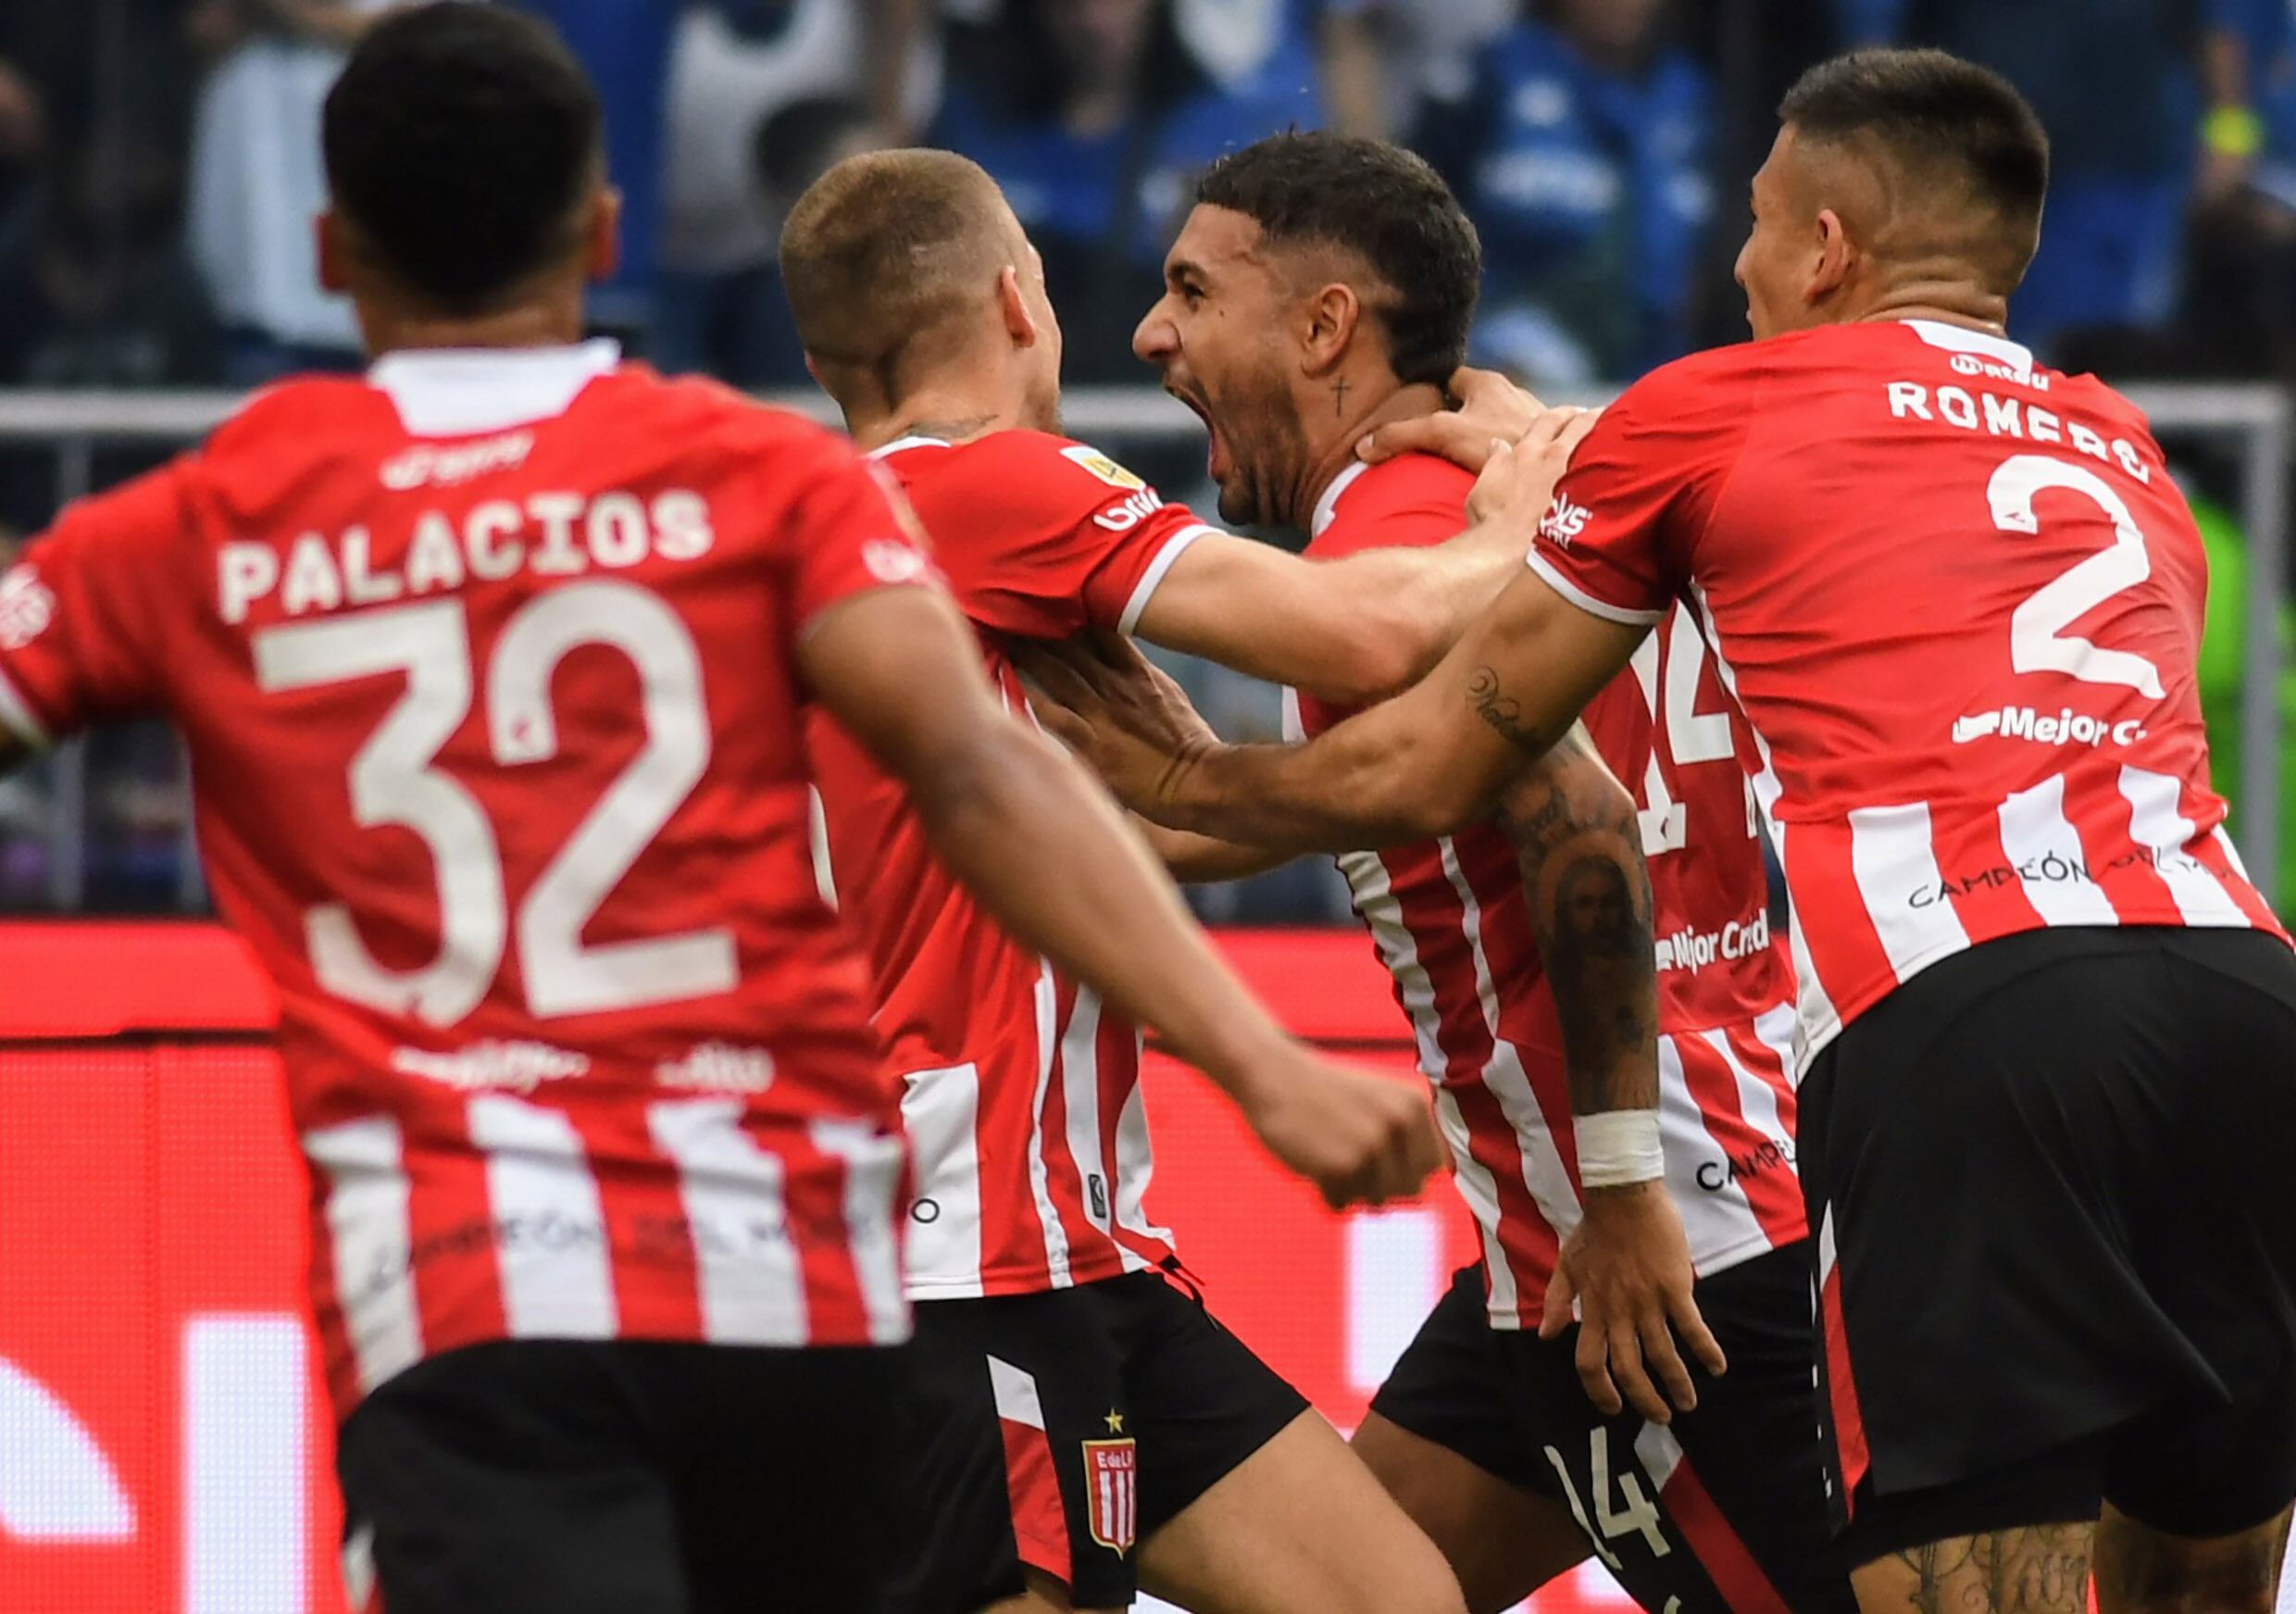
[
  {"left": 1134, "top": 205, "right": 1310, "bottom": 528},
  {"left": 1734, "top": 128, "right": 1813, "bottom": 341}
]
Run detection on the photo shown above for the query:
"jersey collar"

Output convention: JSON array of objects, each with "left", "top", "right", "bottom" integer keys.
[
  {"left": 866, "top": 435, "right": 954, "bottom": 460},
  {"left": 1309, "top": 459, "right": 1371, "bottom": 540},
  {"left": 368, "top": 339, "right": 622, "bottom": 437},
  {"left": 1902, "top": 319, "right": 2036, "bottom": 373}
]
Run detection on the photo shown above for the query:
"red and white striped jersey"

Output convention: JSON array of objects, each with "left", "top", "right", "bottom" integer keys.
[
  {"left": 808, "top": 431, "right": 1213, "bottom": 1297},
  {"left": 0, "top": 345, "right": 931, "bottom": 1416},
  {"left": 1291, "top": 456, "right": 1803, "bottom": 1327},
  {"left": 1530, "top": 319, "right": 2289, "bottom": 1062}
]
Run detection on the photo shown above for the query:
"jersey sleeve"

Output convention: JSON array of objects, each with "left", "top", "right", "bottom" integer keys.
[
  {"left": 770, "top": 429, "right": 945, "bottom": 637},
  {"left": 0, "top": 465, "right": 186, "bottom": 748},
  {"left": 1528, "top": 359, "right": 1751, "bottom": 627},
  {"left": 944, "top": 435, "right": 1217, "bottom": 640}
]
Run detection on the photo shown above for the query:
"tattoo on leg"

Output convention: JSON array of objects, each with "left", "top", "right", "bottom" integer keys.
[{"left": 1877, "top": 1527, "right": 2093, "bottom": 1614}]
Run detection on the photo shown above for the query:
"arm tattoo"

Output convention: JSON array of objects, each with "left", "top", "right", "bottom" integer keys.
[
  {"left": 1498, "top": 726, "right": 1656, "bottom": 1115},
  {"left": 1881, "top": 1526, "right": 2092, "bottom": 1614},
  {"left": 1468, "top": 667, "right": 1564, "bottom": 757}
]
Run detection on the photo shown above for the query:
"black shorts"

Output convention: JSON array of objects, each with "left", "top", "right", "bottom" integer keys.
[
  {"left": 1800, "top": 925, "right": 2296, "bottom": 1560},
  {"left": 1370, "top": 1251, "right": 1856, "bottom": 1614},
  {"left": 895, "top": 1268, "right": 1309, "bottom": 1610},
  {"left": 335, "top": 1337, "right": 913, "bottom": 1614}
]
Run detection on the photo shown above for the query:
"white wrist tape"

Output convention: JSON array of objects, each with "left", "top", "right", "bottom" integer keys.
[{"left": 1576, "top": 1109, "right": 1664, "bottom": 1188}]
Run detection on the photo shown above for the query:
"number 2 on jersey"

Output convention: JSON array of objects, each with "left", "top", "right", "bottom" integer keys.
[
  {"left": 1988, "top": 454, "right": 2166, "bottom": 700},
  {"left": 254, "top": 582, "right": 735, "bottom": 1026}
]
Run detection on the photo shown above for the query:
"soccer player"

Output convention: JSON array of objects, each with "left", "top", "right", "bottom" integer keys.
[
  {"left": 0, "top": 9, "right": 1438, "bottom": 1612},
  {"left": 778, "top": 146, "right": 1557, "bottom": 1614},
  {"left": 1031, "top": 49, "right": 2296, "bottom": 1614},
  {"left": 1109, "top": 130, "right": 1848, "bottom": 1614}
]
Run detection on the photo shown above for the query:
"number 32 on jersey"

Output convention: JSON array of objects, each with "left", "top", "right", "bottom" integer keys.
[{"left": 255, "top": 582, "right": 733, "bottom": 1027}]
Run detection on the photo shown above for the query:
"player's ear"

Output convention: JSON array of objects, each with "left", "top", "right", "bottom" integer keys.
[
  {"left": 998, "top": 264, "right": 1040, "bottom": 349},
  {"left": 1808, "top": 207, "right": 1853, "bottom": 304},
  {"left": 1299, "top": 282, "right": 1360, "bottom": 378},
  {"left": 585, "top": 186, "right": 623, "bottom": 284}
]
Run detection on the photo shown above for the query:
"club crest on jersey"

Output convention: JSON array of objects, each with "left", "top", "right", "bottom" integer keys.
[
  {"left": 1081, "top": 1439, "right": 1138, "bottom": 1554},
  {"left": 1059, "top": 444, "right": 1146, "bottom": 491}
]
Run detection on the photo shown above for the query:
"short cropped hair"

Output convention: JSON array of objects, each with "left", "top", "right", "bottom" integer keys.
[
  {"left": 779, "top": 149, "right": 1017, "bottom": 401},
  {"left": 1193, "top": 132, "right": 1479, "bottom": 389},
  {"left": 1779, "top": 49, "right": 2051, "bottom": 291},
  {"left": 323, "top": 3, "right": 601, "bottom": 314}
]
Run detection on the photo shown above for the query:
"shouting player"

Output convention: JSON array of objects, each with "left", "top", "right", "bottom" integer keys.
[
  {"left": 778, "top": 146, "right": 1572, "bottom": 1614},
  {"left": 1097, "top": 131, "right": 1849, "bottom": 1614},
  {"left": 1033, "top": 50, "right": 2296, "bottom": 1614},
  {"left": 0, "top": 9, "right": 1438, "bottom": 1611}
]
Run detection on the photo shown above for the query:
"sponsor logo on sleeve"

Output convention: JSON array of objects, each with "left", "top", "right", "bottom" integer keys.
[
  {"left": 1092, "top": 488, "right": 1167, "bottom": 532},
  {"left": 1058, "top": 444, "right": 1147, "bottom": 491},
  {"left": 0, "top": 564, "right": 56, "bottom": 650},
  {"left": 1538, "top": 494, "right": 1591, "bottom": 547},
  {"left": 862, "top": 538, "right": 932, "bottom": 584}
]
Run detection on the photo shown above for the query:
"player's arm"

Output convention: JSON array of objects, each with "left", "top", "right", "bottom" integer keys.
[
  {"left": 799, "top": 582, "right": 1439, "bottom": 1208},
  {"left": 1132, "top": 408, "right": 1597, "bottom": 707},
  {"left": 1028, "top": 565, "right": 1645, "bottom": 854},
  {"left": 1131, "top": 818, "right": 1293, "bottom": 884},
  {"left": 1495, "top": 732, "right": 1724, "bottom": 1423}
]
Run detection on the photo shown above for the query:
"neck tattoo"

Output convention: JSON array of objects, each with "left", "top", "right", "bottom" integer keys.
[{"left": 1330, "top": 378, "right": 1351, "bottom": 419}]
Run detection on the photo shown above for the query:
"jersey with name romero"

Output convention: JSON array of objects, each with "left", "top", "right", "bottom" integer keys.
[
  {"left": 1529, "top": 319, "right": 2288, "bottom": 1063},
  {"left": 808, "top": 430, "right": 1214, "bottom": 1298},
  {"left": 0, "top": 344, "right": 935, "bottom": 1415},
  {"left": 1289, "top": 453, "right": 1803, "bottom": 1328}
]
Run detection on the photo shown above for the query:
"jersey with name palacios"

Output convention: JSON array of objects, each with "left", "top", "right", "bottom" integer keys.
[
  {"left": 1289, "top": 453, "right": 1803, "bottom": 1328},
  {"left": 807, "top": 430, "right": 1217, "bottom": 1299},
  {"left": 1529, "top": 319, "right": 2289, "bottom": 1067},
  {"left": 0, "top": 344, "right": 940, "bottom": 1417}
]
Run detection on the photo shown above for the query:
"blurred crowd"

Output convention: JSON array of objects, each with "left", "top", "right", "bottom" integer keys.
[
  {"left": 3, "top": 0, "right": 2295, "bottom": 915},
  {"left": 2, "top": 0, "right": 2293, "bottom": 398}
]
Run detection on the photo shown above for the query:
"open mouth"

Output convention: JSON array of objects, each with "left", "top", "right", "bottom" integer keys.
[{"left": 1167, "top": 385, "right": 1228, "bottom": 483}]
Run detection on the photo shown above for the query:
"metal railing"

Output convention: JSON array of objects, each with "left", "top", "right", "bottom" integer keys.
[{"left": 0, "top": 380, "right": 2288, "bottom": 905}]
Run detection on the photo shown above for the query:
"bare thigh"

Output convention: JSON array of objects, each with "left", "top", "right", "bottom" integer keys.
[
  {"left": 2093, "top": 1501, "right": 2292, "bottom": 1614},
  {"left": 1135, "top": 1408, "right": 1467, "bottom": 1614},
  {"left": 1352, "top": 1409, "right": 1591, "bottom": 1614},
  {"left": 1850, "top": 1524, "right": 2096, "bottom": 1614}
]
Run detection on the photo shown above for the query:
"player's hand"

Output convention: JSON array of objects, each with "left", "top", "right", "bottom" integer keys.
[
  {"left": 1465, "top": 407, "right": 1600, "bottom": 530},
  {"left": 1539, "top": 1182, "right": 1727, "bottom": 1423},
  {"left": 1244, "top": 1053, "right": 1444, "bottom": 1210},
  {"left": 1356, "top": 367, "right": 1548, "bottom": 473},
  {"left": 1016, "top": 632, "right": 1217, "bottom": 821}
]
